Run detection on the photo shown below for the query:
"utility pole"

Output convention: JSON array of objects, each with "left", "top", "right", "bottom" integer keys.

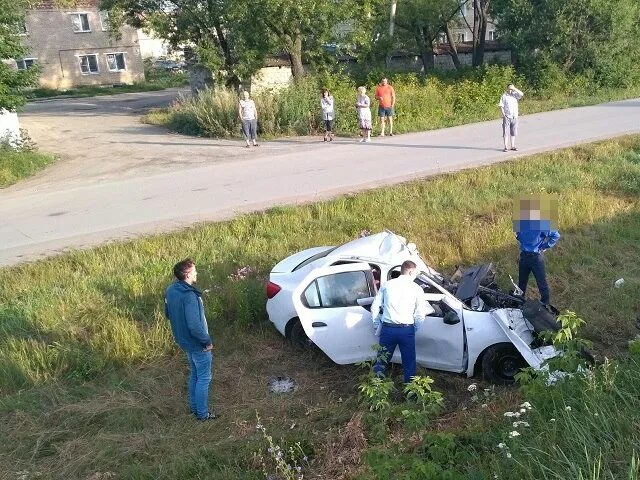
[{"left": 389, "top": 0, "right": 397, "bottom": 37}]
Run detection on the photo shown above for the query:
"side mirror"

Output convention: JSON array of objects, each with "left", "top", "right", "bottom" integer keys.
[
  {"left": 356, "top": 296, "right": 375, "bottom": 307},
  {"left": 443, "top": 311, "right": 460, "bottom": 325}
]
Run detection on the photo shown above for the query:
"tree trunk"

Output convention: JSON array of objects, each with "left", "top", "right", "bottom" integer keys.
[
  {"left": 445, "top": 23, "right": 462, "bottom": 70},
  {"left": 472, "top": 0, "right": 489, "bottom": 67},
  {"left": 289, "top": 32, "right": 305, "bottom": 79},
  {"left": 417, "top": 29, "right": 435, "bottom": 73}
]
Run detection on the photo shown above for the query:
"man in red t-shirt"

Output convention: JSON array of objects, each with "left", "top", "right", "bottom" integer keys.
[{"left": 374, "top": 77, "right": 396, "bottom": 136}]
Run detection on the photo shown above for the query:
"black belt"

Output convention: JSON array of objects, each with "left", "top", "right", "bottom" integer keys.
[
  {"left": 520, "top": 251, "right": 541, "bottom": 256},
  {"left": 382, "top": 322, "right": 414, "bottom": 328}
]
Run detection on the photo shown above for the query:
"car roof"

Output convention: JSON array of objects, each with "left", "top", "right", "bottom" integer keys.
[{"left": 330, "top": 231, "right": 410, "bottom": 262}]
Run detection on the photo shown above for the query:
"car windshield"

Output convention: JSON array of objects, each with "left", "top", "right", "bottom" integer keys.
[{"left": 293, "top": 246, "right": 338, "bottom": 271}]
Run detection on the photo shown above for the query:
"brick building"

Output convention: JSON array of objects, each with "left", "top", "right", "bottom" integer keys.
[{"left": 17, "top": 0, "right": 145, "bottom": 89}]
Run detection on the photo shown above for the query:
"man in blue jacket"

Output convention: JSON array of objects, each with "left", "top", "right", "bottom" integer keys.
[
  {"left": 514, "top": 196, "right": 561, "bottom": 305},
  {"left": 165, "top": 258, "right": 217, "bottom": 421}
]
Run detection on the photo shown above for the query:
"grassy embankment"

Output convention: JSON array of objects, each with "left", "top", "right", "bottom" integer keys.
[
  {"left": 0, "top": 145, "right": 55, "bottom": 188},
  {"left": 1, "top": 136, "right": 639, "bottom": 479},
  {"left": 141, "top": 66, "right": 640, "bottom": 139}
]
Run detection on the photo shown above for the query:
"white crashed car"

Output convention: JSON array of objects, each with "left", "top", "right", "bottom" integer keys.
[{"left": 266, "top": 231, "right": 559, "bottom": 384}]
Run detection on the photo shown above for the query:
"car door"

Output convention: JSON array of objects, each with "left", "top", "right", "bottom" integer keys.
[
  {"left": 292, "top": 263, "right": 378, "bottom": 365},
  {"left": 414, "top": 276, "right": 466, "bottom": 373}
]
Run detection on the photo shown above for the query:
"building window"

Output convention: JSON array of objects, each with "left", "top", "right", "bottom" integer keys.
[
  {"left": 106, "top": 53, "right": 126, "bottom": 72},
  {"left": 71, "top": 13, "right": 91, "bottom": 32},
  {"left": 457, "top": 32, "right": 466, "bottom": 43},
  {"left": 79, "top": 54, "right": 99, "bottom": 74},
  {"left": 488, "top": 30, "right": 495, "bottom": 40},
  {"left": 16, "top": 58, "right": 36, "bottom": 70},
  {"left": 460, "top": 0, "right": 468, "bottom": 16},
  {"left": 99, "top": 11, "right": 109, "bottom": 31}
]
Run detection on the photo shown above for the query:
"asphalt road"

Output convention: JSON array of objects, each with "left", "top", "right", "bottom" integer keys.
[{"left": 1, "top": 93, "right": 639, "bottom": 266}]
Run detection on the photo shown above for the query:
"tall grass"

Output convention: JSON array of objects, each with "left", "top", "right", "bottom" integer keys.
[
  {"left": 1, "top": 136, "right": 639, "bottom": 479},
  {"left": 0, "top": 144, "right": 55, "bottom": 187},
  {"left": 143, "top": 66, "right": 640, "bottom": 138}
]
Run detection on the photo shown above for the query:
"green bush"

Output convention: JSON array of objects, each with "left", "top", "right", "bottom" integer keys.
[{"left": 160, "top": 66, "right": 522, "bottom": 139}]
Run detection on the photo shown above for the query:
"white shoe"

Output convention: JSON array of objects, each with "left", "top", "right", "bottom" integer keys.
[
  {"left": 380, "top": 133, "right": 385, "bottom": 137},
  {"left": 359, "top": 138, "right": 365, "bottom": 143},
  {"left": 365, "top": 138, "right": 371, "bottom": 142}
]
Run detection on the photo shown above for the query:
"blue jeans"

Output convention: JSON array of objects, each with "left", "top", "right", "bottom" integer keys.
[
  {"left": 186, "top": 350, "right": 212, "bottom": 419},
  {"left": 518, "top": 252, "right": 550, "bottom": 304},
  {"left": 374, "top": 324, "right": 416, "bottom": 383}
]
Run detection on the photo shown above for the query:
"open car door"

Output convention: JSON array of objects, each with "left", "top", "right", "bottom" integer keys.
[{"left": 292, "top": 263, "right": 378, "bottom": 365}]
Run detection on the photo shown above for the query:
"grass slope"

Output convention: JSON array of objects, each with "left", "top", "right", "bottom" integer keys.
[{"left": 1, "top": 136, "right": 639, "bottom": 479}]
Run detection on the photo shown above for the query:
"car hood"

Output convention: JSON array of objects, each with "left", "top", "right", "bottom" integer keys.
[{"left": 454, "top": 263, "right": 493, "bottom": 301}]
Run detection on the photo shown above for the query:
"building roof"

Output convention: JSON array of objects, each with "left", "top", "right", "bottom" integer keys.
[{"left": 33, "top": 0, "right": 100, "bottom": 9}]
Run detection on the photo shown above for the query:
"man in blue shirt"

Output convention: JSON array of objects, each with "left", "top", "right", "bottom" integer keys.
[
  {"left": 514, "top": 199, "right": 561, "bottom": 305},
  {"left": 165, "top": 258, "right": 217, "bottom": 421}
]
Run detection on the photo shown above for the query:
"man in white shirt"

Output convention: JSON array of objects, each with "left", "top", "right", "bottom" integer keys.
[
  {"left": 371, "top": 260, "right": 434, "bottom": 383},
  {"left": 499, "top": 83, "right": 524, "bottom": 152}
]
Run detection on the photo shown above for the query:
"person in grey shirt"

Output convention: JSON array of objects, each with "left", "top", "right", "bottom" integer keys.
[
  {"left": 238, "top": 91, "right": 259, "bottom": 148},
  {"left": 499, "top": 83, "right": 524, "bottom": 152}
]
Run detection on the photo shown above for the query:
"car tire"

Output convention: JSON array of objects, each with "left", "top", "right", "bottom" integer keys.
[
  {"left": 481, "top": 343, "right": 526, "bottom": 385},
  {"left": 288, "top": 319, "right": 314, "bottom": 351}
]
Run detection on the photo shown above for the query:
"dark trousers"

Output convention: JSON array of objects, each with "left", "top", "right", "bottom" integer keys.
[
  {"left": 374, "top": 324, "right": 416, "bottom": 383},
  {"left": 518, "top": 251, "right": 550, "bottom": 304}
]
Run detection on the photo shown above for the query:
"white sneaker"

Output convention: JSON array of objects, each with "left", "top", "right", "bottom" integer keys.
[
  {"left": 359, "top": 138, "right": 365, "bottom": 143},
  {"left": 380, "top": 133, "right": 385, "bottom": 137},
  {"left": 365, "top": 138, "right": 371, "bottom": 142}
]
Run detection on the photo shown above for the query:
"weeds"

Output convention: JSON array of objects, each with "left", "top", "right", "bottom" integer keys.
[
  {"left": 143, "top": 67, "right": 640, "bottom": 139},
  {"left": 0, "top": 129, "right": 55, "bottom": 187}
]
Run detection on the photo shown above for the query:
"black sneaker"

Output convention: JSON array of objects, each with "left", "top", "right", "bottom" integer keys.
[{"left": 197, "top": 412, "right": 220, "bottom": 421}]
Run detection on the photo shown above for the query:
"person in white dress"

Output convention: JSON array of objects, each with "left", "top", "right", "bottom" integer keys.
[{"left": 355, "top": 86, "right": 372, "bottom": 143}]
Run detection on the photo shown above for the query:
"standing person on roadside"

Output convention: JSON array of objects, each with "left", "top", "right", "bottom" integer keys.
[
  {"left": 499, "top": 83, "right": 524, "bottom": 152},
  {"left": 513, "top": 196, "right": 560, "bottom": 306},
  {"left": 356, "top": 86, "right": 372, "bottom": 142},
  {"left": 374, "top": 77, "right": 396, "bottom": 137},
  {"left": 238, "top": 90, "right": 259, "bottom": 148},
  {"left": 165, "top": 259, "right": 218, "bottom": 421},
  {"left": 371, "top": 260, "right": 434, "bottom": 384},
  {"left": 320, "top": 89, "right": 335, "bottom": 142}
]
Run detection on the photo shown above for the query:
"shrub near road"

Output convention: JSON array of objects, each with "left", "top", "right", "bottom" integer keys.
[
  {"left": 1, "top": 136, "right": 640, "bottom": 478},
  {"left": 143, "top": 66, "right": 640, "bottom": 139}
]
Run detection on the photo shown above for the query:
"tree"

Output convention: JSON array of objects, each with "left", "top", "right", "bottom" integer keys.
[
  {"left": 394, "top": 0, "right": 461, "bottom": 72},
  {"left": 100, "top": 0, "right": 267, "bottom": 88},
  {"left": 248, "top": 0, "right": 354, "bottom": 80},
  {"left": 471, "top": 0, "right": 490, "bottom": 67},
  {"left": 0, "top": 0, "right": 39, "bottom": 111},
  {"left": 492, "top": 0, "right": 640, "bottom": 86}
]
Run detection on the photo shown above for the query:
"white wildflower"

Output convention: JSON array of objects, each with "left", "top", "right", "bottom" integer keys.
[
  {"left": 513, "top": 421, "right": 530, "bottom": 428},
  {"left": 549, "top": 418, "right": 556, "bottom": 422},
  {"left": 520, "top": 401, "right": 532, "bottom": 409},
  {"left": 594, "top": 413, "right": 599, "bottom": 417},
  {"left": 503, "top": 411, "right": 515, "bottom": 417},
  {"left": 497, "top": 442, "right": 506, "bottom": 449},
  {"left": 506, "top": 452, "right": 513, "bottom": 459},
  {"left": 509, "top": 430, "right": 520, "bottom": 438},
  {"left": 519, "top": 408, "right": 527, "bottom": 414},
  {"left": 565, "top": 406, "right": 572, "bottom": 411},
  {"left": 481, "top": 403, "right": 488, "bottom": 408},
  {"left": 467, "top": 383, "right": 477, "bottom": 392}
]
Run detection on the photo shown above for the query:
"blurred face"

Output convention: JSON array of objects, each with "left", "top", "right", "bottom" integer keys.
[
  {"left": 243, "top": 91, "right": 250, "bottom": 100},
  {"left": 323, "top": 91, "right": 328, "bottom": 98},
  {"left": 507, "top": 84, "right": 515, "bottom": 93},
  {"left": 381, "top": 78, "right": 388, "bottom": 85}
]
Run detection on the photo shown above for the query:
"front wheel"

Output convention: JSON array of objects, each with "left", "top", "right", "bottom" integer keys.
[{"left": 481, "top": 343, "right": 527, "bottom": 385}]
